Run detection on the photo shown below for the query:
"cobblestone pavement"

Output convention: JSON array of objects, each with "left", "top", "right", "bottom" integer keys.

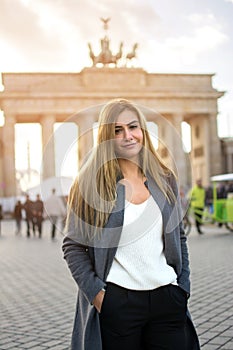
[{"left": 0, "top": 219, "right": 233, "bottom": 349}]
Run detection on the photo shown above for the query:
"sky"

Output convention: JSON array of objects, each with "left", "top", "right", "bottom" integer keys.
[{"left": 0, "top": 0, "right": 233, "bottom": 183}]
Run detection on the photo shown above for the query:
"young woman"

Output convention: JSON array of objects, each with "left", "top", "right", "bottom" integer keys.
[{"left": 62, "top": 99, "right": 200, "bottom": 350}]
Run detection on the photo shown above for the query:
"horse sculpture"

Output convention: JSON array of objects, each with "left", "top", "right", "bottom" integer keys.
[
  {"left": 126, "top": 43, "right": 138, "bottom": 65},
  {"left": 112, "top": 42, "right": 123, "bottom": 66}
]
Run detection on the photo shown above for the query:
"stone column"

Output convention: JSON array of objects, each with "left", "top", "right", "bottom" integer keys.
[
  {"left": 208, "top": 113, "right": 222, "bottom": 176},
  {"left": 189, "top": 115, "right": 211, "bottom": 186},
  {"left": 157, "top": 120, "right": 169, "bottom": 161},
  {"left": 171, "top": 114, "right": 186, "bottom": 176},
  {"left": 2, "top": 114, "right": 16, "bottom": 196},
  {"left": 41, "top": 115, "right": 56, "bottom": 180},
  {"left": 78, "top": 112, "right": 96, "bottom": 168},
  {"left": 167, "top": 114, "right": 188, "bottom": 186},
  {"left": 152, "top": 119, "right": 162, "bottom": 151},
  {"left": 202, "top": 116, "right": 211, "bottom": 185},
  {"left": 227, "top": 153, "right": 233, "bottom": 173}
]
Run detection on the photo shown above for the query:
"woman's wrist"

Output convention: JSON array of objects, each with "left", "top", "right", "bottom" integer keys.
[{"left": 93, "top": 289, "right": 106, "bottom": 313}]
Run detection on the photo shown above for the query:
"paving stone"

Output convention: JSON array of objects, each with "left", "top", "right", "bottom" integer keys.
[
  {"left": 201, "top": 344, "right": 221, "bottom": 350},
  {"left": 1, "top": 220, "right": 233, "bottom": 349},
  {"left": 221, "top": 341, "right": 233, "bottom": 350},
  {"left": 212, "top": 337, "right": 233, "bottom": 346}
]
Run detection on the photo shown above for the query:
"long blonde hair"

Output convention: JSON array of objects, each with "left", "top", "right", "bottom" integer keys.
[{"left": 67, "top": 99, "right": 176, "bottom": 238}]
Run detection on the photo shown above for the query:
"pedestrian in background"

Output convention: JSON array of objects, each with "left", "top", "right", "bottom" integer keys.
[
  {"left": 63, "top": 99, "right": 200, "bottom": 350},
  {"left": 217, "top": 182, "right": 227, "bottom": 199},
  {"left": 32, "top": 194, "right": 44, "bottom": 238},
  {"left": 44, "top": 188, "right": 66, "bottom": 240},
  {"left": 14, "top": 200, "right": 23, "bottom": 234},
  {"left": 23, "top": 194, "right": 34, "bottom": 237},
  {"left": 226, "top": 181, "right": 233, "bottom": 196},
  {"left": 189, "top": 179, "right": 205, "bottom": 234},
  {"left": 205, "top": 185, "right": 213, "bottom": 215}
]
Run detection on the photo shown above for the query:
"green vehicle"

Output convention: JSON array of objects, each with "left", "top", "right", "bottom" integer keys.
[
  {"left": 183, "top": 173, "right": 233, "bottom": 235},
  {"left": 210, "top": 173, "right": 233, "bottom": 232}
]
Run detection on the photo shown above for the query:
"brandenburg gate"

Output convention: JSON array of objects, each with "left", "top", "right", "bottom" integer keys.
[{"left": 0, "top": 20, "right": 224, "bottom": 197}]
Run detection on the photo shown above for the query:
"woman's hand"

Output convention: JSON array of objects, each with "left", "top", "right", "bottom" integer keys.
[{"left": 92, "top": 289, "right": 105, "bottom": 313}]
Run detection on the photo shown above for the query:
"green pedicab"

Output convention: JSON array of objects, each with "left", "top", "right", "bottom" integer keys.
[{"left": 210, "top": 173, "right": 233, "bottom": 232}]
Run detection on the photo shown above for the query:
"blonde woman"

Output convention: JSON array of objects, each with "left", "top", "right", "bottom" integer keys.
[{"left": 62, "top": 99, "right": 200, "bottom": 350}]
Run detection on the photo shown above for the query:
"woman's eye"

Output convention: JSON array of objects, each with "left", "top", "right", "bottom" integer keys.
[
  {"left": 129, "top": 125, "right": 138, "bottom": 129},
  {"left": 115, "top": 128, "right": 122, "bottom": 134}
]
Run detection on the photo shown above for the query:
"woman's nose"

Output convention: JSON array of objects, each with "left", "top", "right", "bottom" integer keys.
[{"left": 124, "top": 127, "right": 133, "bottom": 139}]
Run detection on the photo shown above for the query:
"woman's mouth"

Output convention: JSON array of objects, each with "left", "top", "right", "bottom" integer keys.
[{"left": 123, "top": 142, "right": 137, "bottom": 148}]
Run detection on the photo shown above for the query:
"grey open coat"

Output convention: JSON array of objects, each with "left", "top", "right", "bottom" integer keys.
[{"left": 62, "top": 174, "right": 200, "bottom": 350}]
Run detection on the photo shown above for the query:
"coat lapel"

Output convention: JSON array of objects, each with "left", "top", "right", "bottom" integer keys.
[{"left": 93, "top": 184, "right": 125, "bottom": 280}]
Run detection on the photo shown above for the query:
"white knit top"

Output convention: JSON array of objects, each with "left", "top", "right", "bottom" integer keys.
[{"left": 106, "top": 195, "right": 177, "bottom": 290}]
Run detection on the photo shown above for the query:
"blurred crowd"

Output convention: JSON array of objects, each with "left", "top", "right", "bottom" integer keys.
[{"left": 11, "top": 188, "right": 67, "bottom": 239}]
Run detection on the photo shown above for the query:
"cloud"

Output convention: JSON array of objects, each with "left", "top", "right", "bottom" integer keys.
[
  {"left": 133, "top": 9, "right": 230, "bottom": 72},
  {"left": 167, "top": 25, "right": 228, "bottom": 52},
  {"left": 162, "top": 12, "right": 229, "bottom": 66},
  {"left": 0, "top": 0, "right": 231, "bottom": 73},
  {"left": 0, "top": 0, "right": 75, "bottom": 70},
  {"left": 0, "top": 0, "right": 163, "bottom": 71}
]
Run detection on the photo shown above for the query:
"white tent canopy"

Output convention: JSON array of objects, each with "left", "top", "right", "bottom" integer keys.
[
  {"left": 210, "top": 173, "right": 233, "bottom": 182},
  {"left": 27, "top": 176, "right": 74, "bottom": 201}
]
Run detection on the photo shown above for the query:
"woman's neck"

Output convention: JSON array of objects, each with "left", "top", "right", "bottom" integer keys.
[
  {"left": 118, "top": 159, "right": 143, "bottom": 180},
  {"left": 118, "top": 159, "right": 149, "bottom": 204}
]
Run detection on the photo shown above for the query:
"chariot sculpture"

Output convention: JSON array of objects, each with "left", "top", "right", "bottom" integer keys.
[{"left": 88, "top": 18, "right": 138, "bottom": 67}]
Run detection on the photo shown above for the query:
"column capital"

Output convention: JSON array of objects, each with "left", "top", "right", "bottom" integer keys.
[
  {"left": 4, "top": 113, "right": 16, "bottom": 125},
  {"left": 40, "top": 113, "right": 55, "bottom": 120},
  {"left": 171, "top": 112, "right": 184, "bottom": 119}
]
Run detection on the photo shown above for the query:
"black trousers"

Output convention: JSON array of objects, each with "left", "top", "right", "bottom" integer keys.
[
  {"left": 26, "top": 218, "right": 33, "bottom": 237},
  {"left": 99, "top": 283, "right": 187, "bottom": 350},
  {"left": 50, "top": 215, "right": 58, "bottom": 239},
  {"left": 194, "top": 207, "right": 203, "bottom": 232}
]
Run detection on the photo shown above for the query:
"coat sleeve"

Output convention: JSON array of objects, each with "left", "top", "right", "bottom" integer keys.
[
  {"left": 178, "top": 222, "right": 191, "bottom": 296},
  {"left": 169, "top": 174, "right": 191, "bottom": 295},
  {"left": 62, "top": 213, "right": 106, "bottom": 304}
]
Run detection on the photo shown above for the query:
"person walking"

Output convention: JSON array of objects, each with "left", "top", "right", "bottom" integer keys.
[
  {"left": 44, "top": 188, "right": 66, "bottom": 240},
  {"left": 32, "top": 194, "right": 44, "bottom": 238},
  {"left": 14, "top": 200, "right": 23, "bottom": 234},
  {"left": 62, "top": 99, "right": 200, "bottom": 350},
  {"left": 189, "top": 179, "right": 205, "bottom": 234},
  {"left": 23, "top": 195, "right": 34, "bottom": 237}
]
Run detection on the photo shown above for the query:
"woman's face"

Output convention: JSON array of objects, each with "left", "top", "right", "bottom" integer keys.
[{"left": 114, "top": 109, "right": 143, "bottom": 160}]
